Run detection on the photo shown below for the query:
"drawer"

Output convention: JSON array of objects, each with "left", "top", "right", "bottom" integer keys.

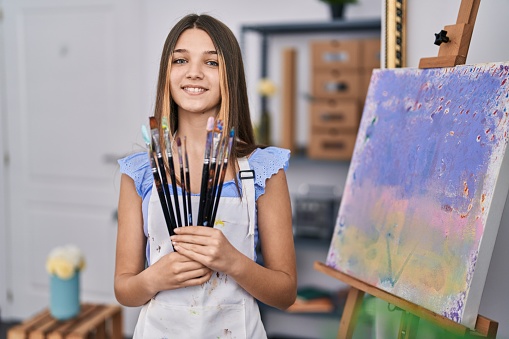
[
  {"left": 308, "top": 128, "right": 357, "bottom": 160},
  {"left": 312, "top": 69, "right": 361, "bottom": 99},
  {"left": 310, "top": 99, "right": 360, "bottom": 130},
  {"left": 362, "top": 38, "right": 381, "bottom": 70},
  {"left": 311, "top": 40, "right": 361, "bottom": 70}
]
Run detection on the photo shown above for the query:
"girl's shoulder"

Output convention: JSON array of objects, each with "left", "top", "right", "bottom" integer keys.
[
  {"left": 118, "top": 152, "right": 153, "bottom": 198},
  {"left": 247, "top": 146, "right": 290, "bottom": 200}
]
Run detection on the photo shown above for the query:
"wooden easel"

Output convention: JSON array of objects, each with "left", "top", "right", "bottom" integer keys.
[
  {"left": 314, "top": 262, "right": 498, "bottom": 338},
  {"left": 419, "top": 0, "right": 480, "bottom": 69},
  {"left": 315, "top": 0, "right": 499, "bottom": 338}
]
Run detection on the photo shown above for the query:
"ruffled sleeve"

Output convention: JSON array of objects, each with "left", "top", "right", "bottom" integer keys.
[
  {"left": 118, "top": 152, "right": 153, "bottom": 199},
  {"left": 248, "top": 146, "right": 290, "bottom": 201}
]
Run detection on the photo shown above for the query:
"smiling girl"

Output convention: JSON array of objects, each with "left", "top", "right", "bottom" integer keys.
[{"left": 114, "top": 14, "right": 296, "bottom": 338}]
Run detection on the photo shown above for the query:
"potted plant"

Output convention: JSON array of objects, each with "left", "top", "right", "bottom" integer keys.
[
  {"left": 46, "top": 244, "right": 86, "bottom": 320},
  {"left": 319, "top": 0, "right": 359, "bottom": 20}
]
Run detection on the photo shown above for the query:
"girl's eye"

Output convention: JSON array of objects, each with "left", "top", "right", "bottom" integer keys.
[
  {"left": 207, "top": 60, "right": 219, "bottom": 67},
  {"left": 173, "top": 58, "right": 187, "bottom": 64}
]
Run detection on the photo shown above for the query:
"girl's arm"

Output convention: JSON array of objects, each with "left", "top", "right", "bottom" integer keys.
[
  {"left": 114, "top": 174, "right": 213, "bottom": 307},
  {"left": 172, "top": 169, "right": 297, "bottom": 309}
]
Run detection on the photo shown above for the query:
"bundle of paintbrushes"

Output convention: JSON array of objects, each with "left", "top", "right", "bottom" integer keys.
[{"left": 142, "top": 116, "right": 234, "bottom": 235}]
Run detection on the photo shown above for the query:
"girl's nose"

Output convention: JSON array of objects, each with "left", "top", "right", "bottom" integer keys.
[{"left": 186, "top": 62, "right": 204, "bottom": 79}]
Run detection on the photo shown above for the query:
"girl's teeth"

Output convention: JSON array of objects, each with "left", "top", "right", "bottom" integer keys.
[{"left": 186, "top": 87, "right": 204, "bottom": 93}]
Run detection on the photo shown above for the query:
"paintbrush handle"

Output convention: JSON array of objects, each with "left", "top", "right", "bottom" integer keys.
[
  {"left": 150, "top": 157, "right": 176, "bottom": 237},
  {"left": 210, "top": 161, "right": 228, "bottom": 226},
  {"left": 167, "top": 156, "right": 182, "bottom": 227},
  {"left": 179, "top": 164, "right": 188, "bottom": 226},
  {"left": 156, "top": 156, "right": 177, "bottom": 230},
  {"left": 209, "top": 161, "right": 223, "bottom": 220},
  {"left": 185, "top": 169, "right": 192, "bottom": 225},
  {"left": 202, "top": 161, "right": 217, "bottom": 226},
  {"left": 197, "top": 162, "right": 210, "bottom": 226}
]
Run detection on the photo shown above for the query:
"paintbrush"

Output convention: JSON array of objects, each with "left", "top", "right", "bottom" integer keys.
[
  {"left": 176, "top": 137, "right": 188, "bottom": 226},
  {"left": 141, "top": 125, "right": 176, "bottom": 237},
  {"left": 184, "top": 137, "right": 193, "bottom": 225},
  {"left": 203, "top": 120, "right": 223, "bottom": 226},
  {"left": 148, "top": 117, "right": 177, "bottom": 232},
  {"left": 210, "top": 128, "right": 234, "bottom": 226},
  {"left": 197, "top": 117, "right": 215, "bottom": 225},
  {"left": 206, "top": 135, "right": 226, "bottom": 225},
  {"left": 161, "top": 117, "right": 182, "bottom": 228}
]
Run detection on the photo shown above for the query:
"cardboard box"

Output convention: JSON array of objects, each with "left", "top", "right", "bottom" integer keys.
[
  {"left": 308, "top": 128, "right": 357, "bottom": 160},
  {"left": 311, "top": 40, "right": 361, "bottom": 71},
  {"left": 312, "top": 69, "right": 361, "bottom": 99},
  {"left": 310, "top": 99, "right": 360, "bottom": 130}
]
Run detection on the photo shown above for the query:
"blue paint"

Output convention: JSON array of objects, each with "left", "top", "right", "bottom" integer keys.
[{"left": 353, "top": 65, "right": 508, "bottom": 213}]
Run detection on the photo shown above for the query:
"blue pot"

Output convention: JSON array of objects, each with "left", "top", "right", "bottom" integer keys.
[{"left": 50, "top": 271, "right": 80, "bottom": 320}]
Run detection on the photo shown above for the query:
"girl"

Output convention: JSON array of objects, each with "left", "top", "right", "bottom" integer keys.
[{"left": 115, "top": 14, "right": 297, "bottom": 338}]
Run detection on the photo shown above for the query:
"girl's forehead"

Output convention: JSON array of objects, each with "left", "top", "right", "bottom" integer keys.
[{"left": 174, "top": 28, "right": 215, "bottom": 51}]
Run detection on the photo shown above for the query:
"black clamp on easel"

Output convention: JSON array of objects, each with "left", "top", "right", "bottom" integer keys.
[{"left": 419, "top": 0, "right": 480, "bottom": 69}]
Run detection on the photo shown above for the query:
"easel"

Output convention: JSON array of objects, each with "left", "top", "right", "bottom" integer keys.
[
  {"left": 315, "top": 0, "right": 500, "bottom": 337},
  {"left": 314, "top": 262, "right": 498, "bottom": 338},
  {"left": 419, "top": 0, "right": 480, "bottom": 69}
]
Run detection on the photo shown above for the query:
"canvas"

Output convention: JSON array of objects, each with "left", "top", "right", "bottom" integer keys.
[{"left": 326, "top": 62, "right": 509, "bottom": 328}]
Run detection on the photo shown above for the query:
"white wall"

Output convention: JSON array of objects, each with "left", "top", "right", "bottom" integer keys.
[
  {"left": 0, "top": 0, "right": 9, "bottom": 320},
  {"left": 407, "top": 2, "right": 509, "bottom": 338},
  {"left": 407, "top": 1, "right": 509, "bottom": 67}
]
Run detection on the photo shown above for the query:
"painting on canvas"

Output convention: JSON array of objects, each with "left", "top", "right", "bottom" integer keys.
[{"left": 326, "top": 62, "right": 509, "bottom": 328}]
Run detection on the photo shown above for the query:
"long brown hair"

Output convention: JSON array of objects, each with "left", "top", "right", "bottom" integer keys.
[{"left": 153, "top": 14, "right": 258, "bottom": 170}]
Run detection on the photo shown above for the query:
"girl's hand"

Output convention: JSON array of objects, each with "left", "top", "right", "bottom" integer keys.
[
  {"left": 148, "top": 250, "right": 213, "bottom": 291},
  {"left": 170, "top": 226, "right": 242, "bottom": 275}
]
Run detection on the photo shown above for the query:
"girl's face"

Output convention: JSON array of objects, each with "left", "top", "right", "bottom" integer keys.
[{"left": 170, "top": 28, "right": 221, "bottom": 118}]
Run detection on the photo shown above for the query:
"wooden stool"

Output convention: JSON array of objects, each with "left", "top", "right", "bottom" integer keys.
[{"left": 7, "top": 303, "right": 123, "bottom": 339}]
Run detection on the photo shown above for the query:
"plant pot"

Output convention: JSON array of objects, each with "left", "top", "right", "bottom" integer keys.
[
  {"left": 50, "top": 272, "right": 80, "bottom": 320},
  {"left": 329, "top": 3, "right": 345, "bottom": 20}
]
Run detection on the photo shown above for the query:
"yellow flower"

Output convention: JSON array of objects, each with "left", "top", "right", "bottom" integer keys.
[
  {"left": 46, "top": 244, "right": 85, "bottom": 279},
  {"left": 53, "top": 258, "right": 75, "bottom": 280},
  {"left": 257, "top": 78, "right": 277, "bottom": 97}
]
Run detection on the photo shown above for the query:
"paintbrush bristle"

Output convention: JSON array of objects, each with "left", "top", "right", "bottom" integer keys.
[
  {"left": 141, "top": 125, "right": 151, "bottom": 145},
  {"left": 149, "top": 116, "right": 158, "bottom": 130},
  {"left": 162, "top": 116, "right": 169, "bottom": 131},
  {"left": 214, "top": 120, "right": 223, "bottom": 133},
  {"left": 206, "top": 117, "right": 214, "bottom": 131},
  {"left": 176, "top": 137, "right": 182, "bottom": 147}
]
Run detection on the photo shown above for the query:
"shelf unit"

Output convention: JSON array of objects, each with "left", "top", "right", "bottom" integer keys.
[{"left": 240, "top": 18, "right": 381, "bottom": 114}]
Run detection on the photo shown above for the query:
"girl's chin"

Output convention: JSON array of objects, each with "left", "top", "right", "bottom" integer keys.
[{"left": 179, "top": 105, "right": 220, "bottom": 115}]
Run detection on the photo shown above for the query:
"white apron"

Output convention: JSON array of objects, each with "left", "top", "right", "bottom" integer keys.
[{"left": 133, "top": 157, "right": 267, "bottom": 339}]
